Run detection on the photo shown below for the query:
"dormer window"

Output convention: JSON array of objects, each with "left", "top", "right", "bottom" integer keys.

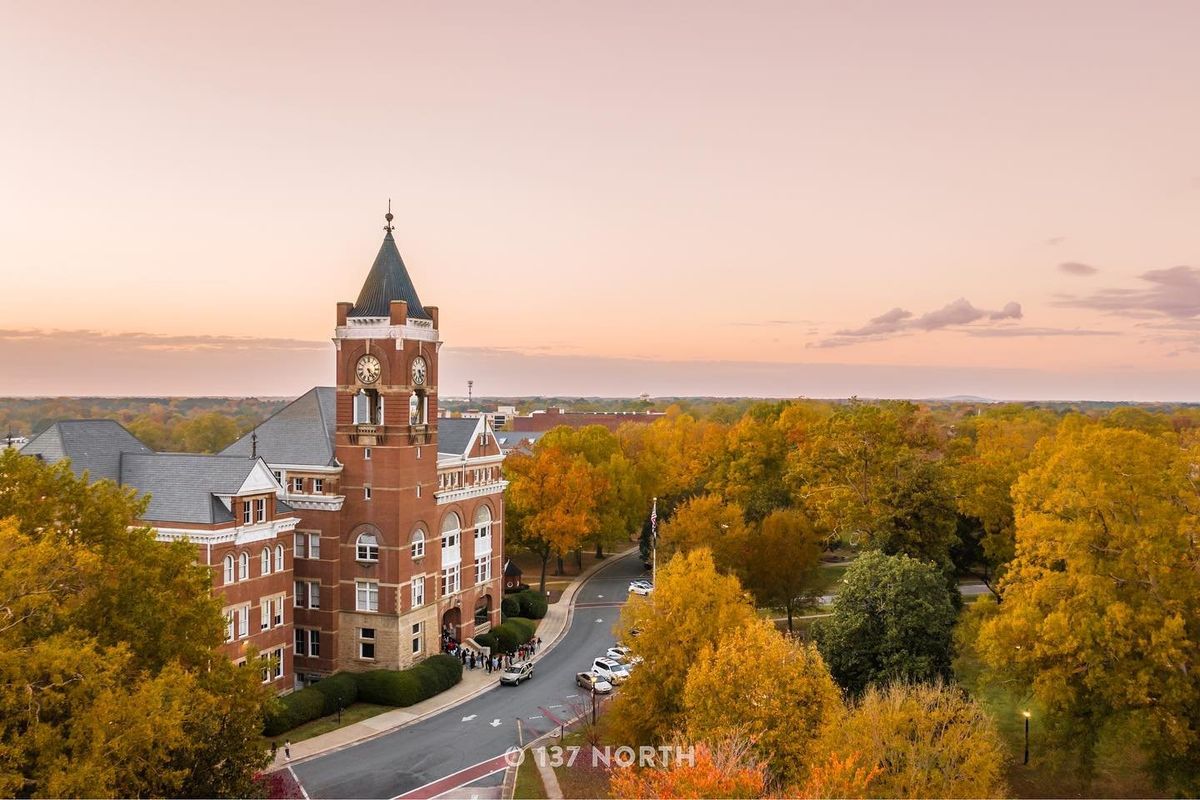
[{"left": 254, "top": 498, "right": 266, "bottom": 523}]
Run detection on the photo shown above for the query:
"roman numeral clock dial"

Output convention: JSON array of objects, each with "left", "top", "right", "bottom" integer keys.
[{"left": 355, "top": 354, "right": 381, "bottom": 384}]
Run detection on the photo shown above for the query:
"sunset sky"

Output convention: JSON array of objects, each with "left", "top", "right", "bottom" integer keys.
[{"left": 3, "top": 1, "right": 1199, "bottom": 400}]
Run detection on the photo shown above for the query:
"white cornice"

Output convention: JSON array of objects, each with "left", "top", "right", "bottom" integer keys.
[
  {"left": 333, "top": 318, "right": 440, "bottom": 344},
  {"left": 284, "top": 494, "right": 346, "bottom": 512},
  {"left": 435, "top": 481, "right": 508, "bottom": 506},
  {"left": 153, "top": 515, "right": 300, "bottom": 546}
]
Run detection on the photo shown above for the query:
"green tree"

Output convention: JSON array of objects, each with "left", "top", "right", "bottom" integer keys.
[
  {"left": 684, "top": 619, "right": 843, "bottom": 786},
  {"left": 813, "top": 551, "right": 956, "bottom": 695},
  {"left": 610, "top": 548, "right": 757, "bottom": 745},
  {"left": 976, "top": 424, "right": 1200, "bottom": 792},
  {"left": 0, "top": 450, "right": 270, "bottom": 797},
  {"left": 176, "top": 411, "right": 241, "bottom": 453},
  {"left": 814, "top": 681, "right": 1008, "bottom": 799}
]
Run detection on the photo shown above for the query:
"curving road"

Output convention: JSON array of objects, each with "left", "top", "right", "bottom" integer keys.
[{"left": 292, "top": 551, "right": 645, "bottom": 799}]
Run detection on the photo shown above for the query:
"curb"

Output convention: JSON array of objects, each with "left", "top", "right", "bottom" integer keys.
[{"left": 281, "top": 545, "right": 639, "bottom": 770}]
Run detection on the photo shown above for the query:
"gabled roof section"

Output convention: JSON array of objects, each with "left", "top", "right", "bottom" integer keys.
[
  {"left": 348, "top": 229, "right": 429, "bottom": 319},
  {"left": 21, "top": 420, "right": 152, "bottom": 481},
  {"left": 221, "top": 387, "right": 337, "bottom": 467},
  {"left": 119, "top": 453, "right": 279, "bottom": 524},
  {"left": 438, "top": 417, "right": 484, "bottom": 458}
]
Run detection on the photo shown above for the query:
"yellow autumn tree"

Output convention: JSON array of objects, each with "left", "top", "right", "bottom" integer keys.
[
  {"left": 975, "top": 422, "right": 1200, "bottom": 791},
  {"left": 609, "top": 738, "right": 767, "bottom": 800},
  {"left": 813, "top": 681, "right": 1008, "bottom": 799},
  {"left": 683, "top": 619, "right": 844, "bottom": 786},
  {"left": 657, "top": 493, "right": 749, "bottom": 576},
  {"left": 610, "top": 548, "right": 757, "bottom": 745}
]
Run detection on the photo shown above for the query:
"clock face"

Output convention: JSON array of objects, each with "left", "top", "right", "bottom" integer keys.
[
  {"left": 355, "top": 354, "right": 381, "bottom": 384},
  {"left": 411, "top": 357, "right": 427, "bottom": 386}
]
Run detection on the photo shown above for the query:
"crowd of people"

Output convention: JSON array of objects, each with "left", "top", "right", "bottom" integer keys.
[{"left": 441, "top": 633, "right": 545, "bottom": 674}]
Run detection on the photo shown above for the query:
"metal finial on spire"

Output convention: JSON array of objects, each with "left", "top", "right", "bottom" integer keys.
[
  {"left": 384, "top": 198, "right": 394, "bottom": 232},
  {"left": 250, "top": 432, "right": 258, "bottom": 459}
]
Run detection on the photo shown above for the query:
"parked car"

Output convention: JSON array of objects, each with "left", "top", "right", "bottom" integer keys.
[
  {"left": 606, "top": 646, "right": 643, "bottom": 665},
  {"left": 575, "top": 671, "right": 613, "bottom": 694},
  {"left": 591, "top": 657, "right": 631, "bottom": 684},
  {"left": 628, "top": 580, "right": 653, "bottom": 596},
  {"left": 499, "top": 661, "right": 534, "bottom": 685}
]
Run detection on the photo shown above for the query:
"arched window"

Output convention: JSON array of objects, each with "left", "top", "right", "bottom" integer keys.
[
  {"left": 410, "top": 528, "right": 426, "bottom": 559},
  {"left": 223, "top": 554, "right": 235, "bottom": 584},
  {"left": 356, "top": 531, "right": 379, "bottom": 562},
  {"left": 441, "top": 512, "right": 461, "bottom": 550},
  {"left": 275, "top": 544, "right": 285, "bottom": 572},
  {"left": 474, "top": 505, "right": 492, "bottom": 537},
  {"left": 261, "top": 547, "right": 271, "bottom": 575},
  {"left": 238, "top": 551, "right": 249, "bottom": 581}
]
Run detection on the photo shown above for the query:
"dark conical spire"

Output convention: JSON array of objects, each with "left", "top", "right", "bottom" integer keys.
[{"left": 348, "top": 203, "right": 429, "bottom": 319}]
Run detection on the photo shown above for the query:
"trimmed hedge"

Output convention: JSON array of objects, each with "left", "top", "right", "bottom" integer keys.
[
  {"left": 515, "top": 590, "right": 548, "bottom": 620},
  {"left": 473, "top": 630, "right": 498, "bottom": 652},
  {"left": 263, "top": 687, "right": 326, "bottom": 737},
  {"left": 500, "top": 596, "right": 520, "bottom": 618},
  {"left": 506, "top": 617, "right": 537, "bottom": 643},
  {"left": 264, "top": 656, "right": 466, "bottom": 736},
  {"left": 311, "top": 672, "right": 358, "bottom": 715}
]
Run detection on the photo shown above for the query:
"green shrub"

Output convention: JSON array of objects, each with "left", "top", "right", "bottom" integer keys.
[
  {"left": 506, "top": 617, "right": 537, "bottom": 643},
  {"left": 474, "top": 631, "right": 497, "bottom": 651},
  {"left": 354, "top": 669, "right": 422, "bottom": 707},
  {"left": 492, "top": 623, "right": 521, "bottom": 654},
  {"left": 311, "top": 673, "right": 358, "bottom": 716},
  {"left": 263, "top": 687, "right": 325, "bottom": 736},
  {"left": 501, "top": 596, "right": 520, "bottom": 617},
  {"left": 423, "top": 654, "right": 463, "bottom": 690},
  {"left": 516, "top": 590, "right": 548, "bottom": 619}
]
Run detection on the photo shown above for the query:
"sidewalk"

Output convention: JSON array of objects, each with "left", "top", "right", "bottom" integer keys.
[{"left": 272, "top": 545, "right": 637, "bottom": 770}]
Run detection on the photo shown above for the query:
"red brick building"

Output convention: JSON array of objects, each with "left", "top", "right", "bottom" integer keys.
[{"left": 22, "top": 212, "right": 506, "bottom": 691}]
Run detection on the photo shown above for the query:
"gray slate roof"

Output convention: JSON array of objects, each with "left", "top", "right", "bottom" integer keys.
[
  {"left": 348, "top": 231, "right": 429, "bottom": 319},
  {"left": 120, "top": 453, "right": 267, "bottom": 524},
  {"left": 495, "top": 430, "right": 548, "bottom": 449},
  {"left": 221, "top": 387, "right": 337, "bottom": 466},
  {"left": 21, "top": 420, "right": 152, "bottom": 481},
  {"left": 438, "top": 417, "right": 480, "bottom": 457}
]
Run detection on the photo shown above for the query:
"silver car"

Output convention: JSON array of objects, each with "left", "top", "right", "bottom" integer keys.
[{"left": 499, "top": 661, "right": 533, "bottom": 685}]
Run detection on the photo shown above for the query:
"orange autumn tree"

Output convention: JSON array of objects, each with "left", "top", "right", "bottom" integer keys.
[
  {"left": 504, "top": 443, "right": 601, "bottom": 592},
  {"left": 609, "top": 739, "right": 767, "bottom": 800},
  {"left": 790, "top": 752, "right": 881, "bottom": 799}
]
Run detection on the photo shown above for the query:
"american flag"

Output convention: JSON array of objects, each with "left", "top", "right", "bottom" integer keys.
[{"left": 650, "top": 497, "right": 658, "bottom": 541}]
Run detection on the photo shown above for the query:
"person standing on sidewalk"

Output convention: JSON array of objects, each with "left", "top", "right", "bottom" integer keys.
[{"left": 284, "top": 740, "right": 291, "bottom": 761}]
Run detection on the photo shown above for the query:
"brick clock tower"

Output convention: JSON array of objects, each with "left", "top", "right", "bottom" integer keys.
[{"left": 330, "top": 208, "right": 502, "bottom": 671}]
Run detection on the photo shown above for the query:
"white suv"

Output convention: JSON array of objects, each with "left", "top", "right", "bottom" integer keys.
[{"left": 591, "top": 657, "right": 631, "bottom": 684}]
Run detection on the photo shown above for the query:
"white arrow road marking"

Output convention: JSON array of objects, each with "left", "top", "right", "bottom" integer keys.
[
  {"left": 490, "top": 719, "right": 502, "bottom": 727},
  {"left": 548, "top": 704, "right": 564, "bottom": 709},
  {"left": 462, "top": 714, "right": 477, "bottom": 722},
  {"left": 529, "top": 715, "right": 544, "bottom": 720},
  {"left": 566, "top": 694, "right": 580, "bottom": 699},
  {"left": 597, "top": 594, "right": 604, "bottom": 598},
  {"left": 596, "top": 618, "right": 604, "bottom": 623}
]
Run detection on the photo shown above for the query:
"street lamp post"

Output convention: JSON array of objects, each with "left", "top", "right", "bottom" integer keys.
[
  {"left": 591, "top": 687, "right": 597, "bottom": 726},
  {"left": 1022, "top": 711, "right": 1031, "bottom": 765}
]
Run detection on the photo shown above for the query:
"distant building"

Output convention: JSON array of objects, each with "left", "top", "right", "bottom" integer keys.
[
  {"left": 494, "top": 430, "right": 548, "bottom": 456},
  {"left": 3, "top": 432, "right": 29, "bottom": 449},
  {"left": 506, "top": 407, "right": 664, "bottom": 432}
]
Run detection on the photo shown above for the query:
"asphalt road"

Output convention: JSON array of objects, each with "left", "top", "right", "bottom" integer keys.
[{"left": 292, "top": 551, "right": 646, "bottom": 799}]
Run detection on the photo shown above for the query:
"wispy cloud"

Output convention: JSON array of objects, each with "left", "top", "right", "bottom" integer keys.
[
  {"left": 1058, "top": 261, "right": 1099, "bottom": 276},
  {"left": 1055, "top": 265, "right": 1200, "bottom": 318},
  {"left": 965, "top": 326, "right": 1117, "bottom": 338},
  {"left": 812, "top": 298, "right": 1022, "bottom": 348}
]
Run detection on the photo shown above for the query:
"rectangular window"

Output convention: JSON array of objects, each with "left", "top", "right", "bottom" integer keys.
[
  {"left": 440, "top": 564, "right": 460, "bottom": 597},
  {"left": 310, "top": 582, "right": 320, "bottom": 609},
  {"left": 359, "top": 628, "right": 375, "bottom": 660},
  {"left": 364, "top": 447, "right": 371, "bottom": 460},
  {"left": 294, "top": 535, "right": 305, "bottom": 558},
  {"left": 242, "top": 502, "right": 251, "bottom": 525},
  {"left": 294, "top": 580, "right": 305, "bottom": 608},
  {"left": 313, "top": 478, "right": 324, "bottom": 493},
  {"left": 225, "top": 610, "right": 235, "bottom": 643},
  {"left": 238, "top": 605, "right": 249, "bottom": 638},
  {"left": 295, "top": 627, "right": 306, "bottom": 656},
  {"left": 274, "top": 648, "right": 284, "bottom": 680},
  {"left": 412, "top": 623, "right": 422, "bottom": 654},
  {"left": 273, "top": 596, "right": 283, "bottom": 627},
  {"left": 255, "top": 498, "right": 266, "bottom": 523},
  {"left": 309, "top": 533, "right": 320, "bottom": 559},
  {"left": 291, "top": 477, "right": 304, "bottom": 493},
  {"left": 273, "top": 470, "right": 282, "bottom": 484},
  {"left": 309, "top": 629, "right": 320, "bottom": 658},
  {"left": 364, "top": 485, "right": 372, "bottom": 500},
  {"left": 416, "top": 447, "right": 422, "bottom": 460},
  {"left": 356, "top": 580, "right": 379, "bottom": 612},
  {"left": 411, "top": 576, "right": 424, "bottom": 608},
  {"left": 416, "top": 484, "right": 421, "bottom": 498},
  {"left": 261, "top": 599, "right": 270, "bottom": 631}
]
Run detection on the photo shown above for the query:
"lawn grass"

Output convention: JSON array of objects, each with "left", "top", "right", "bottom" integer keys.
[
  {"left": 551, "top": 730, "right": 612, "bottom": 799},
  {"left": 514, "top": 751, "right": 548, "bottom": 800},
  {"left": 261, "top": 702, "right": 393, "bottom": 746},
  {"left": 955, "top": 652, "right": 1163, "bottom": 798}
]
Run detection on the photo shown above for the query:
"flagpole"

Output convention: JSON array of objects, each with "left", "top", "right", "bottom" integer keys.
[{"left": 651, "top": 496, "right": 658, "bottom": 587}]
